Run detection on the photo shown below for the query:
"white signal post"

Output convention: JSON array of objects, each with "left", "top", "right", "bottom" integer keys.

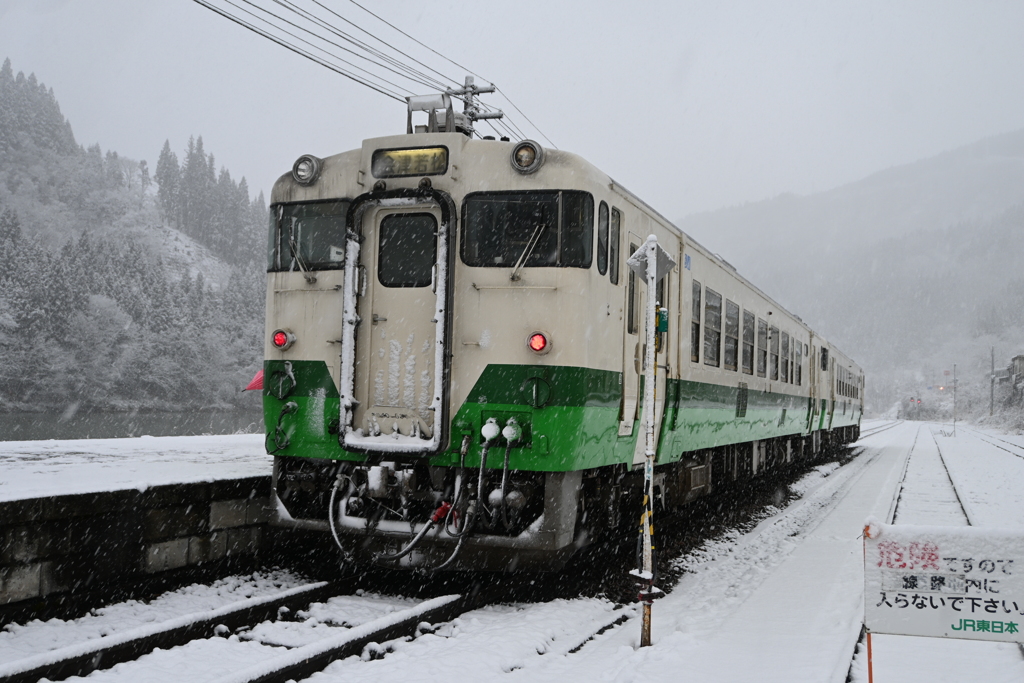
[{"left": 626, "top": 235, "right": 676, "bottom": 648}]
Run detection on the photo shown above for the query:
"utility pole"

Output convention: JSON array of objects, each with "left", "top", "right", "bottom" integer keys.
[
  {"left": 953, "top": 363, "right": 957, "bottom": 437},
  {"left": 446, "top": 76, "right": 504, "bottom": 137},
  {"left": 991, "top": 347, "right": 995, "bottom": 417}
]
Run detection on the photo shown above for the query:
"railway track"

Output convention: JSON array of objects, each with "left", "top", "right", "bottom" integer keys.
[
  {"left": 0, "top": 583, "right": 468, "bottom": 683},
  {"left": 888, "top": 426, "right": 972, "bottom": 526},
  {"left": 857, "top": 419, "right": 901, "bottom": 441},
  {"left": 960, "top": 425, "right": 1024, "bottom": 461}
]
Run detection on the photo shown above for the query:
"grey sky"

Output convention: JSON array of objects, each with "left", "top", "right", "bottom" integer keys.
[{"left": 2, "top": 0, "right": 1023, "bottom": 219}]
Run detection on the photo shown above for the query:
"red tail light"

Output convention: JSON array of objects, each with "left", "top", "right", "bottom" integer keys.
[
  {"left": 527, "top": 332, "right": 549, "bottom": 354},
  {"left": 272, "top": 329, "right": 295, "bottom": 351}
]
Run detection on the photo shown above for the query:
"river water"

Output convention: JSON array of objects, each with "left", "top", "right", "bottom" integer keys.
[{"left": 0, "top": 409, "right": 263, "bottom": 441}]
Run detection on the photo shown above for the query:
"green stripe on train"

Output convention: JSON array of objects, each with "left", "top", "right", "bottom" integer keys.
[{"left": 264, "top": 360, "right": 853, "bottom": 471}]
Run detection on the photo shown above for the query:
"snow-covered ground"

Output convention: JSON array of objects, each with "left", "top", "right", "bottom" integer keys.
[
  {"left": 0, "top": 433, "right": 269, "bottom": 502},
  {"left": 3, "top": 420, "right": 1024, "bottom": 681}
]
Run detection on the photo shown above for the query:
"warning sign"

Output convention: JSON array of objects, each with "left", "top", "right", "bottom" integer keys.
[{"left": 864, "top": 519, "right": 1024, "bottom": 642}]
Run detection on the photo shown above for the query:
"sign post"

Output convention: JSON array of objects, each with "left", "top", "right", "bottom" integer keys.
[
  {"left": 626, "top": 236, "right": 676, "bottom": 647},
  {"left": 863, "top": 518, "right": 1024, "bottom": 679}
]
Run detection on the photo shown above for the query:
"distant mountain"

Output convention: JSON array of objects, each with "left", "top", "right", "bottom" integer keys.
[
  {"left": 681, "top": 128, "right": 1024, "bottom": 269},
  {"left": 678, "top": 130, "right": 1024, "bottom": 417}
]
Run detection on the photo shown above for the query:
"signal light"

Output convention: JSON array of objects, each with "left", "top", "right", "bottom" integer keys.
[
  {"left": 272, "top": 329, "right": 295, "bottom": 351},
  {"left": 527, "top": 332, "right": 550, "bottom": 354}
]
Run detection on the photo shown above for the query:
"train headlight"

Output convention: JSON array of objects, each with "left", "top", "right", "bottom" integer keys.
[
  {"left": 291, "top": 155, "right": 322, "bottom": 186},
  {"left": 510, "top": 140, "right": 544, "bottom": 174},
  {"left": 527, "top": 331, "right": 550, "bottom": 355},
  {"left": 272, "top": 329, "right": 296, "bottom": 351}
]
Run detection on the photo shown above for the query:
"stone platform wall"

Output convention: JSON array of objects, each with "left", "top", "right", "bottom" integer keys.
[{"left": 0, "top": 477, "right": 273, "bottom": 623}]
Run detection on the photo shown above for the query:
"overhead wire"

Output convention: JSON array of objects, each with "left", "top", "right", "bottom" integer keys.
[
  {"left": 311, "top": 0, "right": 462, "bottom": 90},
  {"left": 276, "top": 0, "right": 455, "bottom": 92},
  {"left": 196, "top": 0, "right": 554, "bottom": 145},
  {"left": 341, "top": 0, "right": 552, "bottom": 145},
  {"left": 191, "top": 0, "right": 406, "bottom": 102},
  {"left": 235, "top": 0, "right": 423, "bottom": 95}
]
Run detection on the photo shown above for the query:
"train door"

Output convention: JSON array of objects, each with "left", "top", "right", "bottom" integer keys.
[
  {"left": 619, "top": 233, "right": 644, "bottom": 437},
  {"left": 828, "top": 356, "right": 836, "bottom": 429},
  {"left": 807, "top": 337, "right": 818, "bottom": 432},
  {"left": 341, "top": 201, "right": 450, "bottom": 453}
]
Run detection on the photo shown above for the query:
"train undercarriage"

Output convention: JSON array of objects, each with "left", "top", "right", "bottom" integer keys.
[{"left": 272, "top": 425, "right": 861, "bottom": 572}]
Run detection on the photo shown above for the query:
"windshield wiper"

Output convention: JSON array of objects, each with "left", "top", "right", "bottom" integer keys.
[
  {"left": 287, "top": 225, "right": 317, "bottom": 284},
  {"left": 510, "top": 223, "right": 546, "bottom": 282}
]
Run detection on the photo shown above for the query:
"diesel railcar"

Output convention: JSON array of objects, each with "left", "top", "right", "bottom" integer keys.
[{"left": 263, "top": 95, "right": 863, "bottom": 571}]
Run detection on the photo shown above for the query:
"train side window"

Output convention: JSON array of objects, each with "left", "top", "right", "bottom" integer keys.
[
  {"left": 821, "top": 347, "right": 829, "bottom": 372},
  {"left": 704, "top": 287, "right": 722, "bottom": 368},
  {"left": 757, "top": 318, "right": 767, "bottom": 377},
  {"left": 691, "top": 280, "right": 701, "bottom": 362},
  {"left": 741, "top": 310, "right": 754, "bottom": 375},
  {"left": 780, "top": 332, "right": 790, "bottom": 383},
  {"left": 795, "top": 342, "right": 802, "bottom": 386},
  {"left": 724, "top": 300, "right": 739, "bottom": 371},
  {"left": 769, "top": 325, "right": 779, "bottom": 380},
  {"left": 609, "top": 208, "right": 621, "bottom": 285},
  {"left": 627, "top": 242, "right": 640, "bottom": 334},
  {"left": 597, "top": 201, "right": 609, "bottom": 276}
]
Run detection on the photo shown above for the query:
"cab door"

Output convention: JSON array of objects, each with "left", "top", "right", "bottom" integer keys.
[
  {"left": 621, "top": 231, "right": 671, "bottom": 465},
  {"left": 342, "top": 201, "right": 449, "bottom": 453},
  {"left": 619, "top": 233, "right": 644, "bottom": 437}
]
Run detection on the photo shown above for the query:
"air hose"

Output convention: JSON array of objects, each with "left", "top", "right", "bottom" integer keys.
[{"left": 374, "top": 501, "right": 452, "bottom": 563}]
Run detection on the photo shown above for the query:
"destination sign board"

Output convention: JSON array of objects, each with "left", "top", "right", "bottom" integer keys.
[{"left": 864, "top": 519, "right": 1024, "bottom": 643}]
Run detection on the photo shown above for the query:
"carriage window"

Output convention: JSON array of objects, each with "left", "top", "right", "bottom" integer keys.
[
  {"left": 781, "top": 332, "right": 790, "bottom": 383},
  {"left": 795, "top": 341, "right": 802, "bottom": 386},
  {"left": 609, "top": 208, "right": 621, "bottom": 285},
  {"left": 269, "top": 200, "right": 351, "bottom": 272},
  {"left": 769, "top": 325, "right": 779, "bottom": 380},
  {"left": 378, "top": 213, "right": 437, "bottom": 287},
  {"left": 462, "top": 191, "right": 593, "bottom": 268},
  {"left": 742, "top": 310, "right": 754, "bottom": 375},
  {"left": 821, "top": 347, "right": 829, "bottom": 372},
  {"left": 724, "top": 300, "right": 739, "bottom": 371},
  {"left": 597, "top": 201, "right": 609, "bottom": 276},
  {"left": 757, "top": 318, "right": 767, "bottom": 377},
  {"left": 691, "top": 281, "right": 701, "bottom": 362},
  {"left": 704, "top": 287, "right": 722, "bottom": 367},
  {"left": 627, "top": 242, "right": 640, "bottom": 335}
]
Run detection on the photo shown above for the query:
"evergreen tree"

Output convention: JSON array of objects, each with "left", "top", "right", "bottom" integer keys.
[{"left": 155, "top": 139, "right": 180, "bottom": 225}]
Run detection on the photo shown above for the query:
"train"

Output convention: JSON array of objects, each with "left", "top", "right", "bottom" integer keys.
[{"left": 262, "top": 92, "right": 863, "bottom": 571}]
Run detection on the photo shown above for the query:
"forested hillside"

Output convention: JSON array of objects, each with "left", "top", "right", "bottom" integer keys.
[{"left": 0, "top": 58, "right": 267, "bottom": 412}]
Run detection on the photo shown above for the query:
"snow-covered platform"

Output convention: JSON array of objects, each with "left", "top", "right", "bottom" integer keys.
[{"left": 0, "top": 434, "right": 269, "bottom": 503}]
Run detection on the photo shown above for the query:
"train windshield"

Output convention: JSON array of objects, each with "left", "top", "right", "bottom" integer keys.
[
  {"left": 461, "top": 191, "right": 593, "bottom": 268},
  {"left": 268, "top": 200, "right": 351, "bottom": 272}
]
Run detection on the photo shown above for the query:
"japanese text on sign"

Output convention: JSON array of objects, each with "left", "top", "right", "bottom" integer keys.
[{"left": 864, "top": 519, "right": 1024, "bottom": 643}]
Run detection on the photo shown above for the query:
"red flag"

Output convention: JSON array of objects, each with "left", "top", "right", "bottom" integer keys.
[{"left": 244, "top": 369, "right": 264, "bottom": 391}]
